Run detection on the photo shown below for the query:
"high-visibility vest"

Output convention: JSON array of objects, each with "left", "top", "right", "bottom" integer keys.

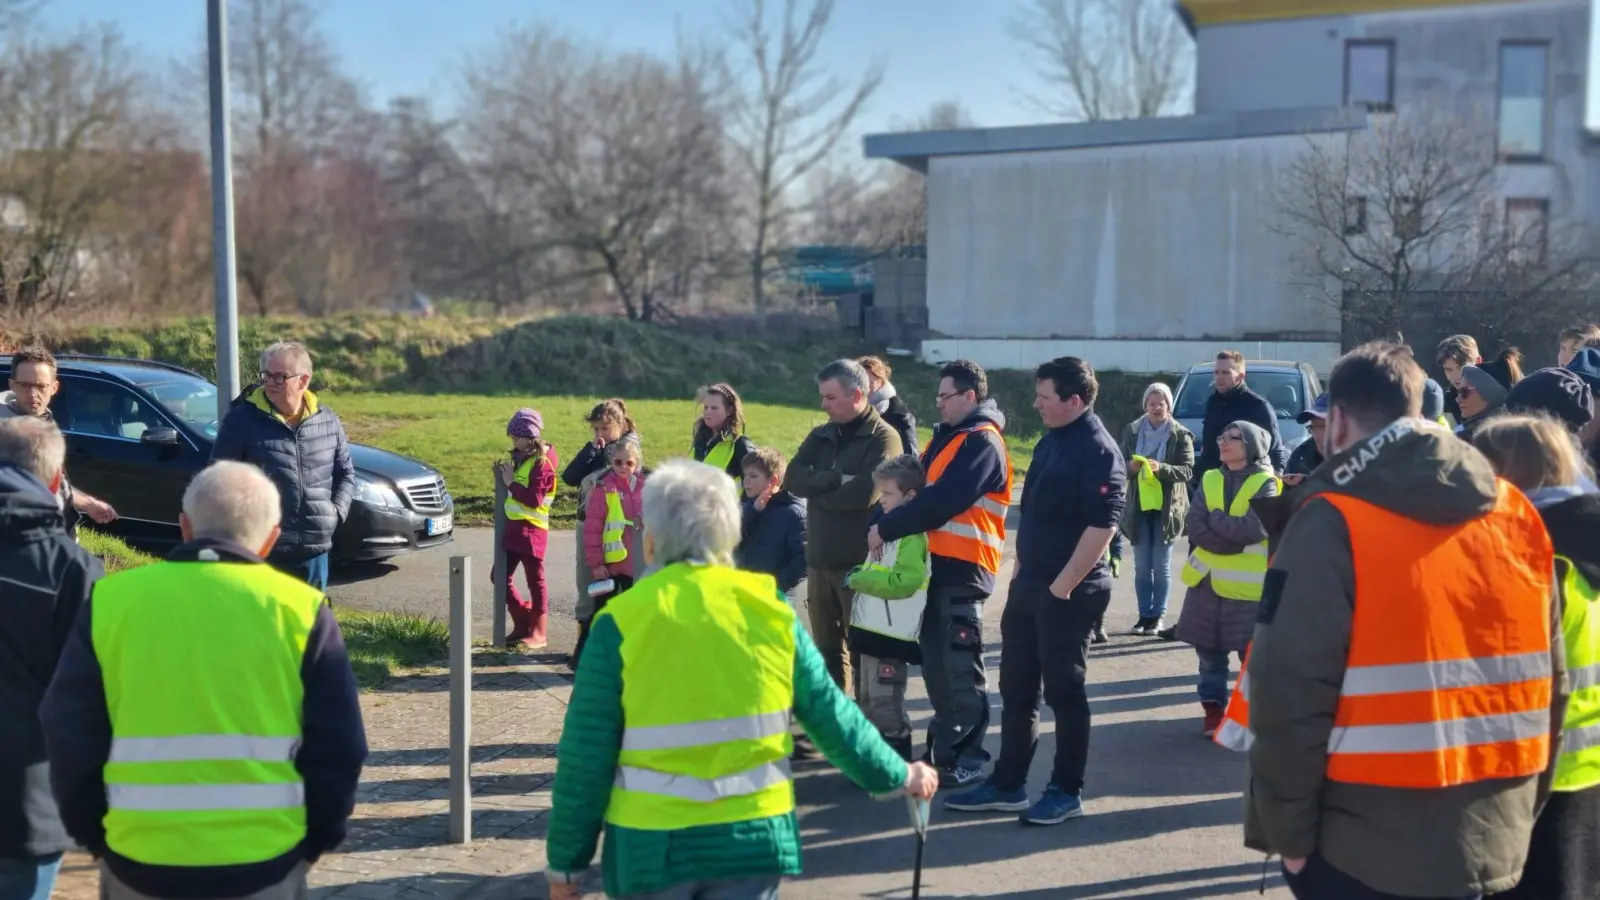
[
  {"left": 1130, "top": 455, "right": 1163, "bottom": 512},
  {"left": 503, "top": 453, "right": 553, "bottom": 529},
  {"left": 924, "top": 424, "right": 1014, "bottom": 574},
  {"left": 602, "top": 491, "right": 632, "bottom": 564},
  {"left": 1215, "top": 643, "right": 1256, "bottom": 752},
  {"left": 91, "top": 560, "right": 322, "bottom": 866},
  {"left": 602, "top": 563, "right": 798, "bottom": 830},
  {"left": 1321, "top": 483, "right": 1553, "bottom": 789},
  {"left": 1179, "top": 469, "right": 1280, "bottom": 600},
  {"left": 848, "top": 536, "right": 930, "bottom": 645},
  {"left": 697, "top": 438, "right": 742, "bottom": 494},
  {"left": 1554, "top": 555, "right": 1600, "bottom": 792}
]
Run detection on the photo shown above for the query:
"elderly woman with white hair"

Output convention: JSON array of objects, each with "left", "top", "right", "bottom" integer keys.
[
  {"left": 1116, "top": 382, "right": 1195, "bottom": 635},
  {"left": 545, "top": 459, "right": 937, "bottom": 900}
]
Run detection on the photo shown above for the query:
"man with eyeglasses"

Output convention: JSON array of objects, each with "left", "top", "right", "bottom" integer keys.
[
  {"left": 211, "top": 341, "right": 354, "bottom": 590},
  {"left": 0, "top": 345, "right": 119, "bottom": 538}
]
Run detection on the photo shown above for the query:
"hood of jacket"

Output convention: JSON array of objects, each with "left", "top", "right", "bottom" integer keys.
[
  {"left": 1295, "top": 417, "right": 1498, "bottom": 526},
  {"left": 933, "top": 398, "right": 1006, "bottom": 440},
  {"left": 1226, "top": 419, "right": 1271, "bottom": 467},
  {"left": 1539, "top": 492, "right": 1600, "bottom": 587},
  {"left": 0, "top": 463, "right": 64, "bottom": 539}
]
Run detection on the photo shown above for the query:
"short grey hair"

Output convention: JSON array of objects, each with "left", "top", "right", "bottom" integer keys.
[
  {"left": 816, "top": 359, "right": 868, "bottom": 396},
  {"left": 259, "top": 341, "right": 313, "bottom": 376},
  {"left": 0, "top": 416, "right": 66, "bottom": 485},
  {"left": 183, "top": 461, "right": 282, "bottom": 549},
  {"left": 641, "top": 459, "right": 741, "bottom": 567}
]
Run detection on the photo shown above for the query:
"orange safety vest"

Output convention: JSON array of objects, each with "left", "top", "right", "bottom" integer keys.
[{"left": 924, "top": 423, "right": 1014, "bottom": 575}]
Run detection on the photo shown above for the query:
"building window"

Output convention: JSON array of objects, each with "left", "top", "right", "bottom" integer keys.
[
  {"left": 1506, "top": 198, "right": 1549, "bottom": 263},
  {"left": 1395, "top": 196, "right": 1422, "bottom": 240},
  {"left": 1499, "top": 42, "right": 1549, "bottom": 159},
  {"left": 1344, "top": 196, "right": 1368, "bottom": 236},
  {"left": 1345, "top": 40, "right": 1394, "bottom": 112}
]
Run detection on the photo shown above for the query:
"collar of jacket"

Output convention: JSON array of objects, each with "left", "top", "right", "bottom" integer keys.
[
  {"left": 1, "top": 393, "right": 53, "bottom": 422},
  {"left": 166, "top": 537, "right": 267, "bottom": 565},
  {"left": 247, "top": 385, "right": 321, "bottom": 424},
  {"left": 824, "top": 407, "right": 874, "bottom": 441}
]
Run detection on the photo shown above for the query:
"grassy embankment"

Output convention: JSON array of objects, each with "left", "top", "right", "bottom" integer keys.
[{"left": 79, "top": 529, "right": 449, "bottom": 688}]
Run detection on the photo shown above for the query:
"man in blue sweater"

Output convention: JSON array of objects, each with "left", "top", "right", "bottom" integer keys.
[{"left": 1194, "top": 350, "right": 1287, "bottom": 477}]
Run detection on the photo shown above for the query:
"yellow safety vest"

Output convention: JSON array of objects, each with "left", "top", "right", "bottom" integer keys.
[
  {"left": 1555, "top": 555, "right": 1600, "bottom": 792},
  {"left": 699, "top": 437, "right": 743, "bottom": 495},
  {"left": 602, "top": 491, "right": 631, "bottom": 564},
  {"left": 91, "top": 560, "right": 322, "bottom": 866},
  {"left": 503, "top": 455, "right": 552, "bottom": 529},
  {"left": 602, "top": 563, "right": 797, "bottom": 830},
  {"left": 1179, "top": 469, "right": 1280, "bottom": 601},
  {"left": 1130, "top": 455, "right": 1163, "bottom": 512}
]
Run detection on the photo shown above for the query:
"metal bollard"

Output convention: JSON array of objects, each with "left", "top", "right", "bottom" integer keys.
[
  {"left": 448, "top": 555, "right": 472, "bottom": 843},
  {"left": 492, "top": 479, "right": 508, "bottom": 646}
]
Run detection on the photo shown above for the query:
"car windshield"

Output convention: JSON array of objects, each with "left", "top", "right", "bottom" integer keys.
[
  {"left": 138, "top": 376, "right": 221, "bottom": 439},
  {"left": 1174, "top": 370, "right": 1307, "bottom": 421}
]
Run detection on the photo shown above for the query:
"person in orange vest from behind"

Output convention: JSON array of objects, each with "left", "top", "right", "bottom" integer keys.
[{"left": 1240, "top": 341, "right": 1568, "bottom": 900}]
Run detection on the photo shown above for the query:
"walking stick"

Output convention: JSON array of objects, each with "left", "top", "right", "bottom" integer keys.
[{"left": 905, "top": 793, "right": 929, "bottom": 899}]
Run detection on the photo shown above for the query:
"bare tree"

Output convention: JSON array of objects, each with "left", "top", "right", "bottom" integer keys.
[
  {"left": 1011, "top": 0, "right": 1192, "bottom": 122},
  {"left": 728, "top": 0, "right": 883, "bottom": 311}
]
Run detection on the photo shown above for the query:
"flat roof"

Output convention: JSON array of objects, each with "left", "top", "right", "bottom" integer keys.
[
  {"left": 1178, "top": 0, "right": 1516, "bottom": 28},
  {"left": 863, "top": 106, "right": 1368, "bottom": 172}
]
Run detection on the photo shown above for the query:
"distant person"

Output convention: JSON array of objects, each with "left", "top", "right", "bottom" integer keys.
[
  {"left": 0, "top": 418, "right": 101, "bottom": 900},
  {"left": 495, "top": 408, "right": 556, "bottom": 651},
  {"left": 1455, "top": 364, "right": 1511, "bottom": 441},
  {"left": 1421, "top": 378, "right": 1449, "bottom": 428},
  {"left": 1567, "top": 348, "right": 1600, "bottom": 473},
  {"left": 211, "top": 341, "right": 354, "bottom": 591},
  {"left": 735, "top": 446, "right": 807, "bottom": 601},
  {"left": 1435, "top": 333, "right": 1483, "bottom": 421},
  {"left": 859, "top": 355, "right": 920, "bottom": 454},
  {"left": 562, "top": 399, "right": 640, "bottom": 646},
  {"left": 1505, "top": 368, "right": 1595, "bottom": 435},
  {"left": 785, "top": 360, "right": 903, "bottom": 696},
  {"left": 1194, "top": 350, "right": 1287, "bottom": 477},
  {"left": 41, "top": 462, "right": 368, "bottom": 900},
  {"left": 1284, "top": 394, "right": 1328, "bottom": 482},
  {"left": 576, "top": 441, "right": 645, "bottom": 670},
  {"left": 1558, "top": 324, "right": 1600, "bottom": 367},
  {"left": 1116, "top": 382, "right": 1194, "bottom": 635},
  {"left": 0, "top": 345, "right": 119, "bottom": 538},
  {"left": 692, "top": 383, "right": 755, "bottom": 481}
]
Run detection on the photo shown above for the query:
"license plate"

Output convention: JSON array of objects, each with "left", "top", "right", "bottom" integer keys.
[{"left": 427, "top": 515, "right": 452, "bottom": 536}]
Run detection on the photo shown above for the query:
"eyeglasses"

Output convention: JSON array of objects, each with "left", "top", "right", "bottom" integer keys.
[
  {"left": 10, "top": 380, "right": 52, "bottom": 393},
  {"left": 259, "top": 370, "right": 308, "bottom": 386},
  {"left": 611, "top": 458, "right": 638, "bottom": 468},
  {"left": 1217, "top": 433, "right": 1243, "bottom": 444},
  {"left": 936, "top": 390, "right": 971, "bottom": 403}
]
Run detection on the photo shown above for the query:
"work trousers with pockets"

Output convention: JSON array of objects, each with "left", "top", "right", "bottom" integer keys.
[
  {"left": 854, "top": 653, "right": 912, "bottom": 740},
  {"left": 992, "top": 578, "right": 1112, "bottom": 795},
  {"left": 807, "top": 567, "right": 855, "bottom": 694},
  {"left": 622, "top": 875, "right": 782, "bottom": 900},
  {"left": 920, "top": 585, "right": 991, "bottom": 770},
  {"left": 1282, "top": 855, "right": 1480, "bottom": 900},
  {"left": 100, "top": 862, "right": 309, "bottom": 900}
]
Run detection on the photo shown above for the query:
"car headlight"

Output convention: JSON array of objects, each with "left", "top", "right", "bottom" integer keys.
[{"left": 355, "top": 475, "right": 403, "bottom": 508}]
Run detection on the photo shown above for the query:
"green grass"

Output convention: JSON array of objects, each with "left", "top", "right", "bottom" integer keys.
[{"left": 79, "top": 529, "right": 451, "bottom": 688}]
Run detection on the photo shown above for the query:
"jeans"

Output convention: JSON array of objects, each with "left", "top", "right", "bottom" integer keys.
[
  {"left": 0, "top": 854, "right": 61, "bottom": 900},
  {"left": 992, "top": 579, "right": 1112, "bottom": 795},
  {"left": 1197, "top": 647, "right": 1244, "bottom": 706},
  {"left": 272, "top": 553, "right": 329, "bottom": 592},
  {"left": 1283, "top": 854, "right": 1480, "bottom": 900},
  {"left": 1131, "top": 512, "right": 1174, "bottom": 620},
  {"left": 623, "top": 875, "right": 783, "bottom": 899},
  {"left": 919, "top": 586, "right": 991, "bottom": 769}
]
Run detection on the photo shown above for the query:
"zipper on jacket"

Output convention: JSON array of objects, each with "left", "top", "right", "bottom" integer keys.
[{"left": 883, "top": 598, "right": 893, "bottom": 626}]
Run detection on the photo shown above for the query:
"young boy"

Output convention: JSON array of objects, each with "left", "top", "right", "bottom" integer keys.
[
  {"left": 735, "top": 446, "right": 807, "bottom": 598},
  {"left": 845, "top": 455, "right": 930, "bottom": 762}
]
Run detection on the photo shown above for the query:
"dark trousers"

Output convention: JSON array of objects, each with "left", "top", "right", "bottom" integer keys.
[
  {"left": 919, "top": 586, "right": 990, "bottom": 769},
  {"left": 572, "top": 575, "right": 635, "bottom": 669},
  {"left": 1497, "top": 785, "right": 1600, "bottom": 900},
  {"left": 271, "top": 553, "right": 329, "bottom": 592},
  {"left": 1283, "top": 855, "right": 1480, "bottom": 900},
  {"left": 992, "top": 578, "right": 1111, "bottom": 795}
]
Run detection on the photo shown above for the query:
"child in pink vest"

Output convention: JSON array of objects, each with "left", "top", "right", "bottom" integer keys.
[{"left": 574, "top": 441, "right": 644, "bottom": 665}]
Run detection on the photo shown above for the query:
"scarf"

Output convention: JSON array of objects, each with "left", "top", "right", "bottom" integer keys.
[
  {"left": 1135, "top": 416, "right": 1173, "bottom": 461},
  {"left": 869, "top": 383, "right": 896, "bottom": 415}
]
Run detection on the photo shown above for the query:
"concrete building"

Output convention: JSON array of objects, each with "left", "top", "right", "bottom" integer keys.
[{"left": 865, "top": 0, "right": 1600, "bottom": 375}]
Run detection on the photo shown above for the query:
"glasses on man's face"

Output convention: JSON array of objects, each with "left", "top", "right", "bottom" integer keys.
[
  {"left": 936, "top": 390, "right": 970, "bottom": 404},
  {"left": 259, "top": 371, "right": 307, "bottom": 386},
  {"left": 11, "top": 380, "right": 52, "bottom": 393}
]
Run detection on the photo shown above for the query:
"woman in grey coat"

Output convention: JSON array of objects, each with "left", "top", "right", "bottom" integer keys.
[
  {"left": 1116, "top": 383, "right": 1195, "bottom": 635},
  {"left": 1173, "top": 419, "right": 1279, "bottom": 738}
]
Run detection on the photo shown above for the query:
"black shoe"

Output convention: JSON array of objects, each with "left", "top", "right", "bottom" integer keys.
[
  {"left": 792, "top": 734, "right": 822, "bottom": 761},
  {"left": 1128, "top": 617, "right": 1151, "bottom": 635},
  {"left": 1091, "top": 627, "right": 1109, "bottom": 645},
  {"left": 1157, "top": 626, "right": 1178, "bottom": 642}
]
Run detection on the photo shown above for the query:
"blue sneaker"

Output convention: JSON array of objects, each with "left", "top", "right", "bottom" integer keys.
[
  {"left": 943, "top": 782, "right": 1030, "bottom": 813},
  {"left": 1021, "top": 786, "right": 1084, "bottom": 825}
]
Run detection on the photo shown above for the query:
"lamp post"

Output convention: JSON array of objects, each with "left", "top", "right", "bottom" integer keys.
[{"left": 207, "top": 0, "right": 241, "bottom": 417}]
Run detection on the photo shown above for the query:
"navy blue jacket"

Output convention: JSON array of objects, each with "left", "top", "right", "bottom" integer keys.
[
  {"left": 875, "top": 400, "right": 1010, "bottom": 596},
  {"left": 1015, "top": 411, "right": 1126, "bottom": 593},
  {"left": 1194, "top": 385, "right": 1288, "bottom": 477},
  {"left": 39, "top": 539, "right": 367, "bottom": 898},
  {"left": 211, "top": 387, "right": 355, "bottom": 562},
  {"left": 736, "top": 491, "right": 807, "bottom": 594},
  {"left": 0, "top": 464, "right": 101, "bottom": 859}
]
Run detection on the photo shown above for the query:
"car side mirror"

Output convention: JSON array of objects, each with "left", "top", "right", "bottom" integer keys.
[{"left": 140, "top": 427, "right": 180, "bottom": 446}]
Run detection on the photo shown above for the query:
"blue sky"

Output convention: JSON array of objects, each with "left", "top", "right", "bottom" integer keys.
[{"left": 43, "top": 0, "right": 1050, "bottom": 136}]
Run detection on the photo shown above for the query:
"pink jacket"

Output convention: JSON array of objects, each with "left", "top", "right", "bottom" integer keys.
[{"left": 583, "top": 470, "right": 644, "bottom": 578}]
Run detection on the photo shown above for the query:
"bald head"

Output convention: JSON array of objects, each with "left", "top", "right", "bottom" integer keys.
[
  {"left": 181, "top": 461, "right": 282, "bottom": 553},
  {"left": 0, "top": 416, "right": 65, "bottom": 490}
]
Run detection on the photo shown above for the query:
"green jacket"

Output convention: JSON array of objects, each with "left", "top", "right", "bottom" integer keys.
[
  {"left": 546, "top": 599, "right": 909, "bottom": 897},
  {"left": 784, "top": 408, "right": 903, "bottom": 570}
]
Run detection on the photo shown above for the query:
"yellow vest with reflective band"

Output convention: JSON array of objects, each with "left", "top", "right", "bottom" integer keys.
[
  {"left": 1179, "top": 469, "right": 1280, "bottom": 601},
  {"left": 90, "top": 559, "right": 321, "bottom": 866},
  {"left": 697, "top": 438, "right": 742, "bottom": 494},
  {"left": 602, "top": 563, "right": 797, "bottom": 830},
  {"left": 602, "top": 491, "right": 631, "bottom": 564},
  {"left": 1130, "top": 456, "right": 1162, "bottom": 512},
  {"left": 503, "top": 454, "right": 552, "bottom": 529},
  {"left": 1555, "top": 556, "right": 1600, "bottom": 792}
]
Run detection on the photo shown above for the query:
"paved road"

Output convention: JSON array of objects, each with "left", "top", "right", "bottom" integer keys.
[{"left": 330, "top": 530, "right": 1290, "bottom": 897}]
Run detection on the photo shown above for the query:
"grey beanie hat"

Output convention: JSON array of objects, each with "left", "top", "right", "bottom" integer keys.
[{"left": 1460, "top": 365, "right": 1510, "bottom": 409}]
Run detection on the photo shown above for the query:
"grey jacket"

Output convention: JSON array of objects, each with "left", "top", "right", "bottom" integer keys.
[{"left": 1116, "top": 417, "right": 1195, "bottom": 544}]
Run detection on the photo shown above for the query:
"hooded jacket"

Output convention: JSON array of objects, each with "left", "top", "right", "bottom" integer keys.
[
  {"left": 1195, "top": 384, "right": 1289, "bottom": 477},
  {"left": 875, "top": 400, "right": 1010, "bottom": 596},
  {"left": 784, "top": 406, "right": 903, "bottom": 571},
  {"left": 737, "top": 490, "right": 807, "bottom": 594},
  {"left": 0, "top": 464, "right": 101, "bottom": 859},
  {"left": 1243, "top": 419, "right": 1568, "bottom": 897},
  {"left": 211, "top": 386, "right": 355, "bottom": 561},
  {"left": 870, "top": 384, "right": 920, "bottom": 457},
  {"left": 1174, "top": 421, "right": 1279, "bottom": 653}
]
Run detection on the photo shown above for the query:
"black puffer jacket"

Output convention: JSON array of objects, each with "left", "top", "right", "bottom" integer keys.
[{"left": 211, "top": 386, "right": 355, "bottom": 560}]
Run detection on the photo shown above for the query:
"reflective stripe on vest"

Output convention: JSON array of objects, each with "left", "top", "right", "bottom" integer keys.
[
  {"left": 924, "top": 424, "right": 1014, "bottom": 575},
  {"left": 1214, "top": 651, "right": 1255, "bottom": 753},
  {"left": 603, "top": 563, "right": 798, "bottom": 831},
  {"left": 503, "top": 453, "right": 553, "bottom": 529},
  {"left": 1179, "top": 469, "right": 1279, "bottom": 601},
  {"left": 1555, "top": 557, "right": 1600, "bottom": 792},
  {"left": 91, "top": 561, "right": 320, "bottom": 866},
  {"left": 1321, "top": 483, "right": 1554, "bottom": 789},
  {"left": 602, "top": 491, "right": 631, "bottom": 564}
]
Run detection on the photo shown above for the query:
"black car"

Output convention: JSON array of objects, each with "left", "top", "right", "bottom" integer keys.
[{"left": 0, "top": 355, "right": 455, "bottom": 562}]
